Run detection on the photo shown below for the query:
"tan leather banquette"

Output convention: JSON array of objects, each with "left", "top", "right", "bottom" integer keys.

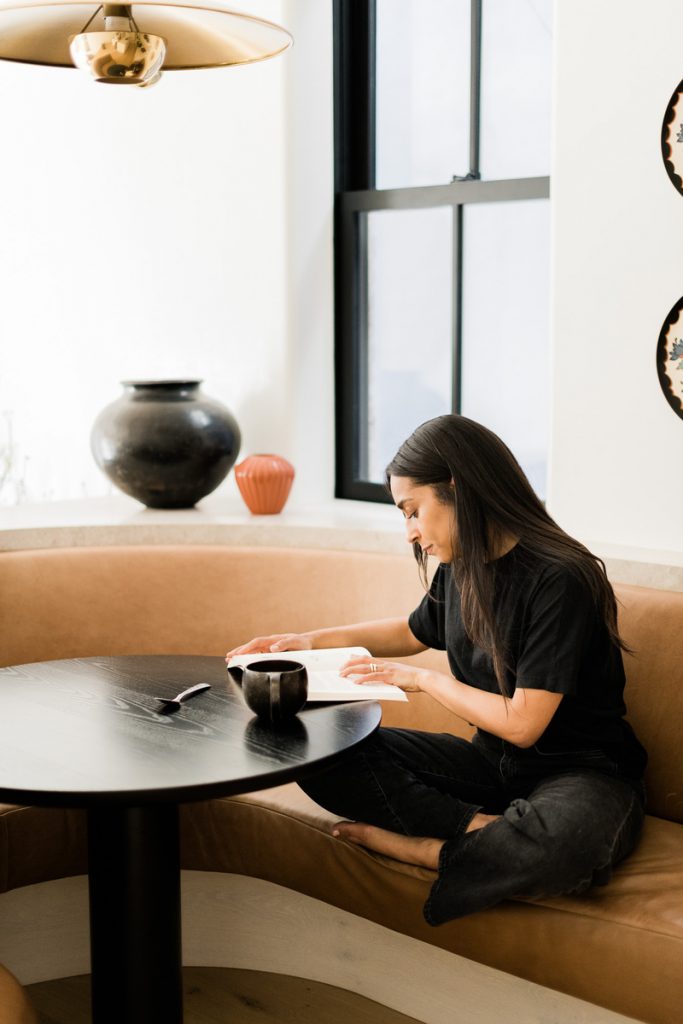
[
  {"left": 0, "top": 964, "right": 36, "bottom": 1024},
  {"left": 0, "top": 545, "right": 681, "bottom": 1024}
]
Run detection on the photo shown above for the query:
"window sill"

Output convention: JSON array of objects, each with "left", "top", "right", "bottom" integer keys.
[
  {"left": 1, "top": 495, "right": 681, "bottom": 591},
  {"left": 0, "top": 493, "right": 410, "bottom": 556}
]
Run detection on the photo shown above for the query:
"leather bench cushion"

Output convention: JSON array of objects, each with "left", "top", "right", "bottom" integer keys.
[
  {"left": 0, "top": 963, "right": 37, "bottom": 1024},
  {"left": 180, "top": 783, "right": 683, "bottom": 1024},
  {"left": 0, "top": 546, "right": 466, "bottom": 811},
  {"left": 0, "top": 805, "right": 86, "bottom": 892},
  {"left": 614, "top": 584, "right": 683, "bottom": 824},
  {"left": 0, "top": 546, "right": 423, "bottom": 667},
  {"left": 1, "top": 547, "right": 681, "bottom": 823},
  {"left": 2, "top": 786, "right": 681, "bottom": 1023}
]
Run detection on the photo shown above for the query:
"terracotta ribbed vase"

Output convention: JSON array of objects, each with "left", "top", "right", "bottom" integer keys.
[{"left": 234, "top": 453, "right": 295, "bottom": 515}]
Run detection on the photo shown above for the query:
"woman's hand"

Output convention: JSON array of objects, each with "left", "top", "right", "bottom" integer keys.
[
  {"left": 339, "top": 656, "right": 428, "bottom": 693},
  {"left": 225, "top": 634, "right": 313, "bottom": 661}
]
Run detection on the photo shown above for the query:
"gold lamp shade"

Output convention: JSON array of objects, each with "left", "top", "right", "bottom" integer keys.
[{"left": 0, "top": 1, "right": 292, "bottom": 72}]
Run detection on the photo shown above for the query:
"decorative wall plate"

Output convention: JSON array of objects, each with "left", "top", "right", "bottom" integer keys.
[
  {"left": 657, "top": 296, "right": 683, "bottom": 420},
  {"left": 662, "top": 78, "right": 683, "bottom": 193}
]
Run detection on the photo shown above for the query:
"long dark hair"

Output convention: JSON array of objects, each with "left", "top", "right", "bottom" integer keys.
[{"left": 385, "top": 414, "right": 629, "bottom": 696}]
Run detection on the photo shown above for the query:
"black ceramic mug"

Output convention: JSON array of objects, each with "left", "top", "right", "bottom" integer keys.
[{"left": 240, "top": 659, "right": 308, "bottom": 724}]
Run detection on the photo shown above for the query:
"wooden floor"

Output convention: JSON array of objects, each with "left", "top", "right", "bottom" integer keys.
[{"left": 27, "top": 968, "right": 423, "bottom": 1024}]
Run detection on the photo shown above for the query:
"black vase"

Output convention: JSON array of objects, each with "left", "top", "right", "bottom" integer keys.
[{"left": 91, "top": 380, "right": 241, "bottom": 509}]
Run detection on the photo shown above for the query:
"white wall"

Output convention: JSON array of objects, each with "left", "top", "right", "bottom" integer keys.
[
  {"left": 0, "top": 0, "right": 336, "bottom": 509},
  {"left": 548, "top": 0, "right": 683, "bottom": 552},
  {"left": 0, "top": 0, "right": 306, "bottom": 505},
  {"left": 281, "top": 0, "right": 335, "bottom": 505}
]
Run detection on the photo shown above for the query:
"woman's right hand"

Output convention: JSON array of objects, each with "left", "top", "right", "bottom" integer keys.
[{"left": 225, "top": 633, "right": 314, "bottom": 661}]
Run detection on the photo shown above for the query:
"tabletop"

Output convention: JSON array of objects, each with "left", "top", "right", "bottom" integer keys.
[{"left": 0, "top": 655, "right": 382, "bottom": 807}]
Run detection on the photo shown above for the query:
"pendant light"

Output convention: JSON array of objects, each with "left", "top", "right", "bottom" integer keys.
[{"left": 0, "top": 1, "right": 292, "bottom": 88}]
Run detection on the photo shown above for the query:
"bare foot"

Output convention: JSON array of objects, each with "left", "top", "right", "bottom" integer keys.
[
  {"left": 465, "top": 812, "right": 501, "bottom": 833},
  {"left": 332, "top": 821, "right": 444, "bottom": 869}
]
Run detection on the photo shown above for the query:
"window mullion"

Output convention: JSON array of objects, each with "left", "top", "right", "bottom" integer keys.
[
  {"left": 341, "top": 177, "right": 550, "bottom": 213},
  {"left": 333, "top": 0, "right": 376, "bottom": 192},
  {"left": 469, "top": 0, "right": 482, "bottom": 179},
  {"left": 355, "top": 212, "right": 370, "bottom": 482},
  {"left": 452, "top": 205, "right": 464, "bottom": 414}
]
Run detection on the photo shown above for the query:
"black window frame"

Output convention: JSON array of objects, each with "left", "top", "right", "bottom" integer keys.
[{"left": 333, "top": 0, "right": 551, "bottom": 503}]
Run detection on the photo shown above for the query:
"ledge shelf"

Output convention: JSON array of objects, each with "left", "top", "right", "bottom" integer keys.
[{"left": 1, "top": 496, "right": 681, "bottom": 592}]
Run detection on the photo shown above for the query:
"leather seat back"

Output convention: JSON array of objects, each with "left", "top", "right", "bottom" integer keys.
[{"left": 0, "top": 547, "right": 680, "bottom": 822}]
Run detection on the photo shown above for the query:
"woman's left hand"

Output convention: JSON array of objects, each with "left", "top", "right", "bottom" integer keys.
[{"left": 339, "top": 656, "right": 428, "bottom": 693}]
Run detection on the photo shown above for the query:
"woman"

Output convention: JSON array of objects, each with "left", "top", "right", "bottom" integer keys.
[{"left": 226, "top": 414, "right": 647, "bottom": 925}]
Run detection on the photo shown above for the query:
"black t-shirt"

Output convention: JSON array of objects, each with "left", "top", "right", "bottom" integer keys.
[{"left": 408, "top": 545, "right": 647, "bottom": 779}]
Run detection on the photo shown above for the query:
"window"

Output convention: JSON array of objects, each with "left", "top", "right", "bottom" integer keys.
[{"left": 334, "top": 0, "right": 552, "bottom": 502}]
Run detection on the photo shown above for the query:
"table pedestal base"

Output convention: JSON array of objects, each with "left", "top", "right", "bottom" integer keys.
[{"left": 87, "top": 804, "right": 182, "bottom": 1024}]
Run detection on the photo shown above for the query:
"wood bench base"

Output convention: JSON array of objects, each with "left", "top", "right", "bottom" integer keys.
[{"left": 0, "top": 873, "right": 639, "bottom": 1024}]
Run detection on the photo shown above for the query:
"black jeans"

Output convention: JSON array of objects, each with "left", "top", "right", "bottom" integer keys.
[{"left": 297, "top": 727, "right": 646, "bottom": 925}]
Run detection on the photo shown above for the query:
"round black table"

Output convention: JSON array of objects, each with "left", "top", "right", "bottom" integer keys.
[{"left": 0, "top": 655, "right": 381, "bottom": 1024}]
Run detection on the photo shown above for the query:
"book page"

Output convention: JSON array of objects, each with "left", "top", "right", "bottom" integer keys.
[
  {"left": 227, "top": 647, "right": 370, "bottom": 671},
  {"left": 226, "top": 647, "right": 408, "bottom": 702},
  {"left": 308, "top": 669, "right": 407, "bottom": 702}
]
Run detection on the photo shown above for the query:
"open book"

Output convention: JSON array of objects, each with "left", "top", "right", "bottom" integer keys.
[{"left": 226, "top": 647, "right": 408, "bottom": 702}]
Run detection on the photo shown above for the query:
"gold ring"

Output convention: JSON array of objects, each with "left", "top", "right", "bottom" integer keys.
[{"left": 370, "top": 662, "right": 378, "bottom": 673}]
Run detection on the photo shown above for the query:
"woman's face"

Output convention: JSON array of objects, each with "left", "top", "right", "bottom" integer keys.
[{"left": 390, "top": 476, "right": 457, "bottom": 562}]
